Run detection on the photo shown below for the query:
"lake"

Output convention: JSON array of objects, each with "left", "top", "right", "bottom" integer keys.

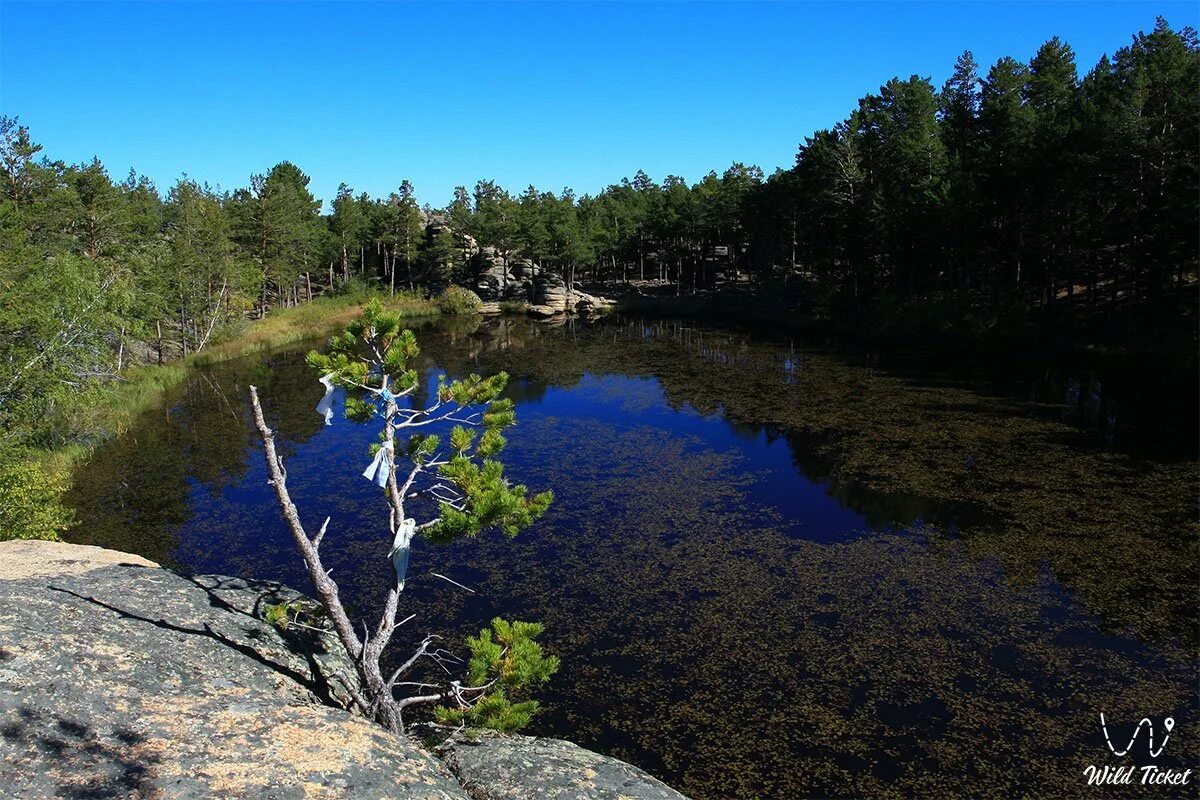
[{"left": 66, "top": 313, "right": 1198, "bottom": 799}]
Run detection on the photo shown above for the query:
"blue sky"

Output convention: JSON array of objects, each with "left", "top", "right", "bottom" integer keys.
[{"left": 2, "top": 2, "right": 1196, "bottom": 208}]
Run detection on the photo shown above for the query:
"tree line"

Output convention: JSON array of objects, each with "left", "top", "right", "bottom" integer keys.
[
  {"left": 2, "top": 18, "right": 1195, "bottom": 455},
  {"left": 445, "top": 19, "right": 1196, "bottom": 345},
  {"left": 749, "top": 18, "right": 1198, "bottom": 344}
]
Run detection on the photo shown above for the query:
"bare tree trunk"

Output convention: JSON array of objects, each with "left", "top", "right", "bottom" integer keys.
[
  {"left": 248, "top": 384, "right": 466, "bottom": 736},
  {"left": 196, "top": 280, "right": 229, "bottom": 352},
  {"left": 180, "top": 306, "right": 189, "bottom": 357},
  {"left": 248, "top": 388, "right": 380, "bottom": 721}
]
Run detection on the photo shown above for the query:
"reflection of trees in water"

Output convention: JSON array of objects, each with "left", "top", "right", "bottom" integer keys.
[
  {"left": 65, "top": 349, "right": 330, "bottom": 567},
  {"left": 64, "top": 314, "right": 1198, "bottom": 800},
  {"left": 70, "top": 313, "right": 1197, "bottom": 641},
  {"left": 427, "top": 316, "right": 1197, "bottom": 644}
]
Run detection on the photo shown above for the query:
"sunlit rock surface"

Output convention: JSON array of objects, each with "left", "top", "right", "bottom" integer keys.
[
  {"left": 0, "top": 540, "right": 688, "bottom": 799},
  {"left": 440, "top": 731, "right": 688, "bottom": 800},
  {"left": 0, "top": 540, "right": 467, "bottom": 799}
]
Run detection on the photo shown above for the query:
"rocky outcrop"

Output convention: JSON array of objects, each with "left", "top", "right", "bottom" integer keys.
[
  {"left": 440, "top": 732, "right": 688, "bottom": 800},
  {"left": 470, "top": 248, "right": 534, "bottom": 302},
  {"left": 424, "top": 220, "right": 611, "bottom": 313},
  {"left": 0, "top": 541, "right": 688, "bottom": 800},
  {"left": 526, "top": 304, "right": 558, "bottom": 319},
  {"left": 570, "top": 289, "right": 616, "bottom": 314},
  {"left": 531, "top": 274, "right": 571, "bottom": 312},
  {"left": 527, "top": 274, "right": 615, "bottom": 319},
  {"left": 0, "top": 540, "right": 464, "bottom": 799}
]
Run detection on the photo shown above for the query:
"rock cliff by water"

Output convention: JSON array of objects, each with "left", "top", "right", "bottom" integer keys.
[{"left": 0, "top": 540, "right": 687, "bottom": 800}]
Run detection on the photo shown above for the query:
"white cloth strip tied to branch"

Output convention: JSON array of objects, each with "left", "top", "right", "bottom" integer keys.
[
  {"left": 390, "top": 518, "right": 417, "bottom": 591},
  {"left": 315, "top": 374, "right": 335, "bottom": 425},
  {"left": 362, "top": 439, "right": 393, "bottom": 487},
  {"left": 315, "top": 372, "right": 401, "bottom": 427}
]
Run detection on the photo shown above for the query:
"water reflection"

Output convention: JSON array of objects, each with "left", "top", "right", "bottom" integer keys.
[{"left": 66, "top": 314, "right": 1198, "bottom": 799}]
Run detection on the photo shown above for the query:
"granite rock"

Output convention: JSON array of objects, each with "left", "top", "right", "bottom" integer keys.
[
  {"left": 0, "top": 540, "right": 466, "bottom": 800},
  {"left": 440, "top": 731, "right": 689, "bottom": 800},
  {"left": 0, "top": 540, "right": 689, "bottom": 800}
]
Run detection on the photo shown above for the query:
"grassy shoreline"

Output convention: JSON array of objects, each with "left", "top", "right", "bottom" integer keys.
[
  {"left": 4, "top": 292, "right": 443, "bottom": 541},
  {"left": 49, "top": 291, "right": 442, "bottom": 472}
]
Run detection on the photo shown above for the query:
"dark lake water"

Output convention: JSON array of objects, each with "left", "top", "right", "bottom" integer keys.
[{"left": 67, "top": 314, "right": 1198, "bottom": 799}]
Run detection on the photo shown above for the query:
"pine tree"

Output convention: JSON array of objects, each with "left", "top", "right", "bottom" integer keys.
[
  {"left": 249, "top": 301, "right": 556, "bottom": 734},
  {"left": 251, "top": 161, "right": 323, "bottom": 309},
  {"left": 939, "top": 52, "right": 982, "bottom": 290},
  {"left": 516, "top": 185, "right": 551, "bottom": 266},
  {"left": 331, "top": 182, "right": 366, "bottom": 280},
  {"left": 979, "top": 56, "right": 1035, "bottom": 289},
  {"left": 381, "top": 181, "right": 423, "bottom": 294}
]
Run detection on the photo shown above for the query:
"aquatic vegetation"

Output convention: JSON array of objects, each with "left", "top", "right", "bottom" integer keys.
[{"left": 64, "top": 314, "right": 1199, "bottom": 799}]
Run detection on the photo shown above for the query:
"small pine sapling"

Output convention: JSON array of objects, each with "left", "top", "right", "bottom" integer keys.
[{"left": 249, "top": 299, "right": 555, "bottom": 735}]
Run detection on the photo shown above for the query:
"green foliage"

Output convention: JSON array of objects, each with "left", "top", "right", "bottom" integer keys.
[
  {"left": 0, "top": 251, "right": 134, "bottom": 446},
  {"left": 419, "top": 20, "right": 1195, "bottom": 349},
  {"left": 433, "top": 617, "right": 560, "bottom": 732},
  {"left": 448, "top": 425, "right": 476, "bottom": 454},
  {"left": 263, "top": 601, "right": 305, "bottom": 630},
  {"left": 0, "top": 457, "right": 72, "bottom": 541},
  {"left": 307, "top": 299, "right": 421, "bottom": 400},
  {"left": 308, "top": 306, "right": 553, "bottom": 545},
  {"left": 420, "top": 224, "right": 461, "bottom": 289},
  {"left": 380, "top": 181, "right": 424, "bottom": 293},
  {"left": 425, "top": 455, "right": 553, "bottom": 542},
  {"left": 301, "top": 305, "right": 558, "bottom": 734},
  {"left": 437, "top": 285, "right": 483, "bottom": 316},
  {"left": 247, "top": 161, "right": 324, "bottom": 290},
  {"left": 745, "top": 20, "right": 1197, "bottom": 347}
]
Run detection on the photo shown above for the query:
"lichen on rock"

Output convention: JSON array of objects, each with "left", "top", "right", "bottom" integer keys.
[
  {"left": 440, "top": 731, "right": 689, "bottom": 800},
  {"left": 0, "top": 540, "right": 690, "bottom": 800}
]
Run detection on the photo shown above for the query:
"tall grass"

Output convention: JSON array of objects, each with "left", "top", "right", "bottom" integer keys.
[
  {"left": 3, "top": 289, "right": 442, "bottom": 541},
  {"left": 39, "top": 290, "right": 440, "bottom": 476}
]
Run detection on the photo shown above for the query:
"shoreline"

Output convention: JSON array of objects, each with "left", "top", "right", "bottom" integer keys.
[
  {"left": 612, "top": 288, "right": 1200, "bottom": 374},
  {"left": 8, "top": 292, "right": 444, "bottom": 543}
]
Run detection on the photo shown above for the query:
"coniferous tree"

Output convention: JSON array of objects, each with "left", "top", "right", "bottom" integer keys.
[
  {"left": 381, "top": 181, "right": 423, "bottom": 294},
  {"left": 939, "top": 51, "right": 982, "bottom": 290},
  {"left": 330, "top": 182, "right": 366, "bottom": 281},
  {"left": 251, "top": 161, "right": 323, "bottom": 309}
]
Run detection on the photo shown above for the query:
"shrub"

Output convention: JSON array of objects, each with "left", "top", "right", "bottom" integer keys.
[
  {"left": 438, "top": 286, "right": 483, "bottom": 315},
  {"left": 0, "top": 457, "right": 73, "bottom": 541}
]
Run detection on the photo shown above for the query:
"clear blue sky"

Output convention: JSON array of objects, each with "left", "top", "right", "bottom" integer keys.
[{"left": 2, "top": 1, "right": 1195, "bottom": 208}]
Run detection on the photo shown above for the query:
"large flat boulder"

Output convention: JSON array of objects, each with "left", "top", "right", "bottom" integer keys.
[
  {"left": 0, "top": 540, "right": 690, "bottom": 800},
  {"left": 526, "top": 304, "right": 560, "bottom": 319},
  {"left": 439, "top": 732, "right": 688, "bottom": 800},
  {"left": 0, "top": 540, "right": 466, "bottom": 799}
]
